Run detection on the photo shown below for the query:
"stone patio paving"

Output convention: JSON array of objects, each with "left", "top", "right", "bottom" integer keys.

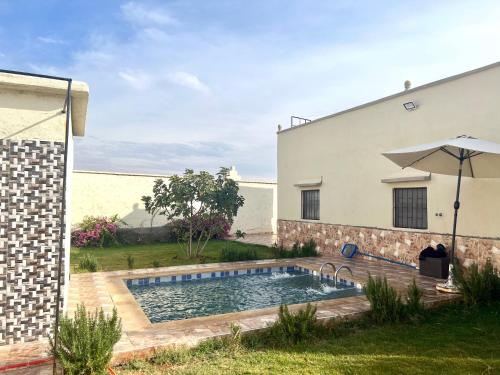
[{"left": 0, "top": 252, "right": 458, "bottom": 373}]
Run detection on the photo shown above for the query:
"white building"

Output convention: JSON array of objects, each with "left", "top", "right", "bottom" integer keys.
[{"left": 277, "top": 61, "right": 500, "bottom": 268}]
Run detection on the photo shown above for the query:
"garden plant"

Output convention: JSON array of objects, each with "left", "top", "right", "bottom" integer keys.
[
  {"left": 142, "top": 167, "right": 244, "bottom": 257},
  {"left": 71, "top": 215, "right": 123, "bottom": 248},
  {"left": 50, "top": 304, "right": 122, "bottom": 375}
]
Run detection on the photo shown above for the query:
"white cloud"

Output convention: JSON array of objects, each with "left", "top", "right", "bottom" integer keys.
[
  {"left": 73, "top": 137, "right": 255, "bottom": 177},
  {"left": 65, "top": 1, "right": 500, "bottom": 179},
  {"left": 37, "top": 36, "right": 66, "bottom": 45},
  {"left": 121, "top": 2, "right": 178, "bottom": 26},
  {"left": 167, "top": 71, "right": 210, "bottom": 94},
  {"left": 118, "top": 69, "right": 152, "bottom": 90},
  {"left": 27, "top": 63, "right": 62, "bottom": 76}
]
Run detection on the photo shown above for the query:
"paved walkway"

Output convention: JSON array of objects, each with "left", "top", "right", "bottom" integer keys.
[{"left": 0, "top": 252, "right": 458, "bottom": 372}]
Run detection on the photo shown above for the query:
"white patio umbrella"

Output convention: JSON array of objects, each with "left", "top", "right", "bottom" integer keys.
[{"left": 383, "top": 135, "right": 500, "bottom": 292}]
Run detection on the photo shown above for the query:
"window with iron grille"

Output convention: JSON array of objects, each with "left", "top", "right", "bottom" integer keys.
[
  {"left": 393, "top": 188, "right": 427, "bottom": 229},
  {"left": 301, "top": 190, "right": 319, "bottom": 220}
]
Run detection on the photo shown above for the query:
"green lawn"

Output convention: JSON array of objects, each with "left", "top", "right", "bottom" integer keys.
[
  {"left": 70, "top": 240, "right": 274, "bottom": 272},
  {"left": 117, "top": 303, "right": 500, "bottom": 375}
]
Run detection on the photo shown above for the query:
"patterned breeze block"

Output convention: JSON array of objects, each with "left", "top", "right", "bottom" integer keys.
[{"left": 0, "top": 139, "right": 65, "bottom": 345}]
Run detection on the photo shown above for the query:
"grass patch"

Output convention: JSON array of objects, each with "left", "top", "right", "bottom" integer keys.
[
  {"left": 71, "top": 240, "right": 274, "bottom": 273},
  {"left": 116, "top": 302, "right": 500, "bottom": 374}
]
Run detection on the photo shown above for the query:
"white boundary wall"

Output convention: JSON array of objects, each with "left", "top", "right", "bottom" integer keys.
[{"left": 71, "top": 170, "right": 277, "bottom": 234}]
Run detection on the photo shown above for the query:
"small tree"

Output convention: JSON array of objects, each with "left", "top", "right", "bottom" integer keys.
[{"left": 142, "top": 167, "right": 244, "bottom": 257}]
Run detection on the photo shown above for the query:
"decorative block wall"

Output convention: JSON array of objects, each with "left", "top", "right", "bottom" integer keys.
[
  {"left": 278, "top": 219, "right": 500, "bottom": 269},
  {"left": 0, "top": 139, "right": 65, "bottom": 345}
]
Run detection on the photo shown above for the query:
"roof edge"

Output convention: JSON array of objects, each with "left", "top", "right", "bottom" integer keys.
[
  {"left": 278, "top": 60, "right": 500, "bottom": 134},
  {"left": 73, "top": 169, "right": 276, "bottom": 184},
  {"left": 0, "top": 73, "right": 89, "bottom": 137}
]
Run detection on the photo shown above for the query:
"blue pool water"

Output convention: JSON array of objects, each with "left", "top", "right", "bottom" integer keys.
[{"left": 128, "top": 271, "right": 363, "bottom": 323}]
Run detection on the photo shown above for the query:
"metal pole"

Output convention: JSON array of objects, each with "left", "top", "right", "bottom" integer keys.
[
  {"left": 0, "top": 68, "right": 70, "bottom": 81},
  {"left": 450, "top": 148, "right": 465, "bottom": 262},
  {"left": 53, "top": 79, "right": 72, "bottom": 375}
]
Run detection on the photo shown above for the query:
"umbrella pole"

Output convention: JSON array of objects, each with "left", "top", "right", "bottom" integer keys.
[
  {"left": 450, "top": 151, "right": 465, "bottom": 261},
  {"left": 445, "top": 149, "right": 465, "bottom": 290}
]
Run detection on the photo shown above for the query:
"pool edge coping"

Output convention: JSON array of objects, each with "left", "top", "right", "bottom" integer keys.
[{"left": 107, "top": 258, "right": 363, "bottom": 331}]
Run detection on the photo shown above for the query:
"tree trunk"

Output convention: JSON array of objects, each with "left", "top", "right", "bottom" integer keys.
[{"left": 189, "top": 221, "right": 193, "bottom": 257}]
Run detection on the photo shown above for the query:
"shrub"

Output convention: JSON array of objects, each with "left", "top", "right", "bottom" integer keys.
[
  {"left": 78, "top": 253, "right": 98, "bottom": 272},
  {"left": 453, "top": 259, "right": 500, "bottom": 306},
  {"left": 269, "top": 303, "right": 319, "bottom": 345},
  {"left": 406, "top": 278, "right": 424, "bottom": 317},
  {"left": 235, "top": 230, "right": 246, "bottom": 239},
  {"left": 300, "top": 239, "right": 319, "bottom": 257},
  {"left": 50, "top": 304, "right": 122, "bottom": 375},
  {"left": 290, "top": 241, "right": 301, "bottom": 257},
  {"left": 271, "top": 240, "right": 319, "bottom": 258},
  {"left": 152, "top": 260, "right": 160, "bottom": 268},
  {"left": 220, "top": 247, "right": 259, "bottom": 262},
  {"left": 167, "top": 214, "right": 231, "bottom": 242},
  {"left": 127, "top": 255, "right": 135, "bottom": 269},
  {"left": 271, "top": 242, "right": 289, "bottom": 258},
  {"left": 364, "top": 274, "right": 404, "bottom": 323},
  {"left": 72, "top": 215, "right": 122, "bottom": 248}
]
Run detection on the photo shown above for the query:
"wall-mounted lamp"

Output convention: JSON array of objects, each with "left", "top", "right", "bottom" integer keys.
[{"left": 403, "top": 101, "right": 417, "bottom": 111}]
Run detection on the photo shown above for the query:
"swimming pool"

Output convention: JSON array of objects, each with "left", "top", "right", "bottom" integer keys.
[{"left": 127, "top": 267, "right": 363, "bottom": 323}]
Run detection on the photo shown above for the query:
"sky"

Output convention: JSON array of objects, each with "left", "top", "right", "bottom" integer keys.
[{"left": 1, "top": 1, "right": 500, "bottom": 180}]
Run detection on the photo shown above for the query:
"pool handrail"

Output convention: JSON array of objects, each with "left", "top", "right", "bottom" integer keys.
[
  {"left": 319, "top": 262, "right": 336, "bottom": 280},
  {"left": 335, "top": 265, "right": 353, "bottom": 286}
]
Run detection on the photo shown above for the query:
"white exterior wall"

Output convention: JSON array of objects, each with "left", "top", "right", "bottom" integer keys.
[
  {"left": 0, "top": 73, "right": 88, "bottom": 345},
  {"left": 277, "top": 62, "right": 500, "bottom": 239},
  {"left": 71, "top": 170, "right": 277, "bottom": 234},
  {"left": 231, "top": 180, "right": 277, "bottom": 234}
]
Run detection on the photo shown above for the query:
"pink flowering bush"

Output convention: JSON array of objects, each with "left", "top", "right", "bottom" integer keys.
[
  {"left": 71, "top": 215, "right": 122, "bottom": 248},
  {"left": 168, "top": 214, "right": 231, "bottom": 242}
]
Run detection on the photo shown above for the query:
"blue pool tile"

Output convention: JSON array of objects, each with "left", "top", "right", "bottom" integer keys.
[
  {"left": 171, "top": 275, "right": 176, "bottom": 282},
  {"left": 144, "top": 278, "right": 150, "bottom": 286},
  {"left": 279, "top": 266, "right": 283, "bottom": 272},
  {"left": 350, "top": 281, "right": 355, "bottom": 286},
  {"left": 211, "top": 272, "right": 216, "bottom": 278},
  {"left": 247, "top": 269, "right": 251, "bottom": 275},
  {"left": 155, "top": 277, "right": 160, "bottom": 284},
  {"left": 287, "top": 266, "right": 294, "bottom": 272},
  {"left": 187, "top": 274, "right": 192, "bottom": 280},
  {"left": 267, "top": 267, "right": 272, "bottom": 273},
  {"left": 197, "top": 273, "right": 202, "bottom": 279},
  {"left": 126, "top": 279, "right": 132, "bottom": 287},
  {"left": 304, "top": 268, "right": 309, "bottom": 274},
  {"left": 234, "top": 270, "right": 238, "bottom": 276},
  {"left": 181, "top": 275, "right": 187, "bottom": 281}
]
